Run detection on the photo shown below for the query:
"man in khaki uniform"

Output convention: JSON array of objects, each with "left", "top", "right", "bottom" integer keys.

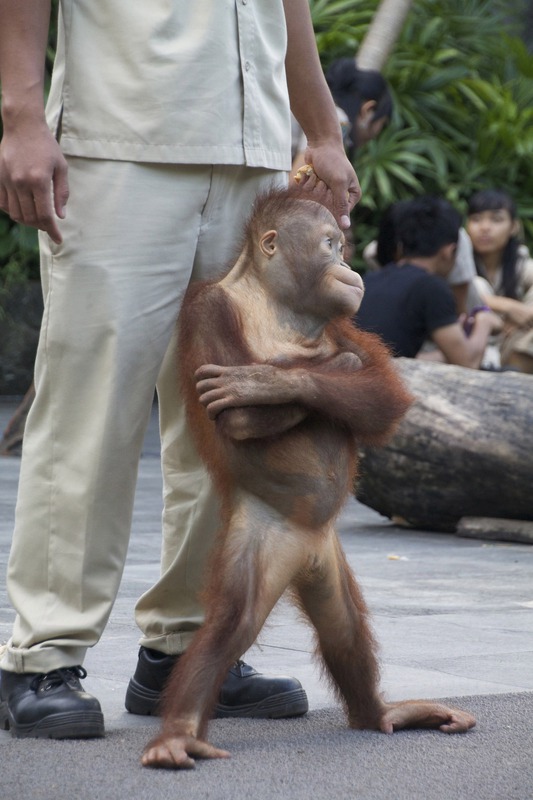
[{"left": 0, "top": 0, "right": 359, "bottom": 738}]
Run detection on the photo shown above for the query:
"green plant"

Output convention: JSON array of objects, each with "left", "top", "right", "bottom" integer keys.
[
  {"left": 310, "top": 0, "right": 533, "bottom": 268},
  {"left": 0, "top": 218, "right": 39, "bottom": 286}
]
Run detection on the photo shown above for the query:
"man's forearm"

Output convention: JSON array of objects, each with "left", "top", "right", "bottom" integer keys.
[
  {"left": 282, "top": 0, "right": 344, "bottom": 148},
  {"left": 0, "top": 0, "right": 51, "bottom": 127},
  {"left": 0, "top": 0, "right": 68, "bottom": 244}
]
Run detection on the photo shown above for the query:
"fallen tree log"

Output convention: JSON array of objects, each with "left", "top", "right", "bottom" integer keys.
[
  {"left": 457, "top": 517, "right": 533, "bottom": 545},
  {"left": 356, "top": 359, "right": 533, "bottom": 533}
]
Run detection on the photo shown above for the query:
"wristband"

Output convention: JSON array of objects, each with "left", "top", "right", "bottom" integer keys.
[
  {"left": 469, "top": 304, "right": 492, "bottom": 316},
  {"left": 463, "top": 305, "right": 492, "bottom": 336}
]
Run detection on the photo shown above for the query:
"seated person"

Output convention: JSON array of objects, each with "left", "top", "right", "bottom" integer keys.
[
  {"left": 355, "top": 196, "right": 500, "bottom": 369},
  {"left": 363, "top": 202, "right": 481, "bottom": 315},
  {"left": 467, "top": 188, "right": 533, "bottom": 373}
]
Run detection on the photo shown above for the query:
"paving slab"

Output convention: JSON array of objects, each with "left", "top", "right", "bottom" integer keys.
[
  {"left": 1, "top": 397, "right": 532, "bottom": 799},
  {"left": 1, "top": 694, "right": 532, "bottom": 800}
]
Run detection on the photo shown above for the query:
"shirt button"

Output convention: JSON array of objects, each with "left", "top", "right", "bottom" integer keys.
[
  {"left": 245, "top": 61, "right": 250, "bottom": 71},
  {"left": 242, "top": 0, "right": 247, "bottom": 4}
]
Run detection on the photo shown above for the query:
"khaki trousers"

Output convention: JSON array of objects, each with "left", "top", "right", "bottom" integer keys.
[{"left": 1, "top": 158, "right": 285, "bottom": 673}]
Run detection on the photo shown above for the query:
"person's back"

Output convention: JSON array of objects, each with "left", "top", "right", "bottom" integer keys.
[
  {"left": 356, "top": 262, "right": 456, "bottom": 358},
  {"left": 355, "top": 196, "right": 499, "bottom": 369}
]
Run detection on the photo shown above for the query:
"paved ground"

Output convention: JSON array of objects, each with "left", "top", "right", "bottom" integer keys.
[{"left": 1, "top": 396, "right": 532, "bottom": 800}]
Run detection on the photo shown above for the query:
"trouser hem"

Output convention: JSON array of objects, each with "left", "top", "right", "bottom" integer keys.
[
  {"left": 0, "top": 642, "right": 87, "bottom": 674},
  {"left": 137, "top": 630, "right": 199, "bottom": 655}
]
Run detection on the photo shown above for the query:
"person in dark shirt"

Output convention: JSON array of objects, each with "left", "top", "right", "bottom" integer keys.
[{"left": 355, "top": 196, "right": 499, "bottom": 369}]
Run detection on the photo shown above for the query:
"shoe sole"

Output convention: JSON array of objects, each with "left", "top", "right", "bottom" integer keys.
[
  {"left": 124, "top": 677, "right": 162, "bottom": 716},
  {"left": 0, "top": 702, "right": 105, "bottom": 739},
  {"left": 215, "top": 688, "right": 309, "bottom": 719},
  {"left": 125, "top": 678, "right": 309, "bottom": 719}
]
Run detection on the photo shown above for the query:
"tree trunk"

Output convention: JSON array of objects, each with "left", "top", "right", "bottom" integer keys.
[
  {"left": 0, "top": 382, "right": 35, "bottom": 457},
  {"left": 356, "top": 0, "right": 413, "bottom": 71},
  {"left": 356, "top": 359, "right": 533, "bottom": 533}
]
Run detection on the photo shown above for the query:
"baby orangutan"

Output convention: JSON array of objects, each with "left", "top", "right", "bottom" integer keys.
[{"left": 142, "top": 185, "right": 476, "bottom": 769}]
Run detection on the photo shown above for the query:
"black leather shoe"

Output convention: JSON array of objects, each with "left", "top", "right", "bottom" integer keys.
[
  {"left": 125, "top": 647, "right": 308, "bottom": 719},
  {"left": 0, "top": 666, "right": 105, "bottom": 739}
]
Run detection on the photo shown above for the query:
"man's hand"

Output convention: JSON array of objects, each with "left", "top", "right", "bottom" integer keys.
[
  {"left": 282, "top": 0, "right": 361, "bottom": 231},
  {"left": 0, "top": 118, "right": 69, "bottom": 244},
  {"left": 300, "top": 142, "right": 360, "bottom": 230}
]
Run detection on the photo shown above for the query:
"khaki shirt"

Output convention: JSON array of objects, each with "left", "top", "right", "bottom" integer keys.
[{"left": 47, "top": 0, "right": 291, "bottom": 170}]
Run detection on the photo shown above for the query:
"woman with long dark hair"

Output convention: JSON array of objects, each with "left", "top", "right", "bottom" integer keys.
[{"left": 467, "top": 188, "right": 533, "bottom": 372}]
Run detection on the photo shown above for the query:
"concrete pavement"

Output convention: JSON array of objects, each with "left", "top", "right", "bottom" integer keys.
[{"left": 1, "top": 396, "right": 532, "bottom": 799}]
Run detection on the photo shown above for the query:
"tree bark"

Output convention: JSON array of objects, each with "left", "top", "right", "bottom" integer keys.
[
  {"left": 356, "top": 0, "right": 413, "bottom": 71},
  {"left": 356, "top": 359, "right": 533, "bottom": 533}
]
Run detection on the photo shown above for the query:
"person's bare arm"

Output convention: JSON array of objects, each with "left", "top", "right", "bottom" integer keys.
[
  {"left": 480, "top": 293, "right": 533, "bottom": 328},
  {"left": 431, "top": 312, "right": 498, "bottom": 369},
  {"left": 282, "top": 0, "right": 360, "bottom": 228},
  {"left": 0, "top": 0, "right": 68, "bottom": 243}
]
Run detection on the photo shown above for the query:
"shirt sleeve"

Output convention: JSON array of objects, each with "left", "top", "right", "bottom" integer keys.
[
  {"left": 447, "top": 228, "right": 477, "bottom": 285},
  {"left": 517, "top": 248, "right": 533, "bottom": 300}
]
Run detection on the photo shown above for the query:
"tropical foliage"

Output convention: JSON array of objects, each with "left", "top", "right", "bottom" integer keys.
[{"left": 310, "top": 0, "right": 533, "bottom": 267}]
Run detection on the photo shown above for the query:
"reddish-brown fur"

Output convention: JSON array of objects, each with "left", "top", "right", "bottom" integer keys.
[{"left": 142, "top": 187, "right": 476, "bottom": 769}]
